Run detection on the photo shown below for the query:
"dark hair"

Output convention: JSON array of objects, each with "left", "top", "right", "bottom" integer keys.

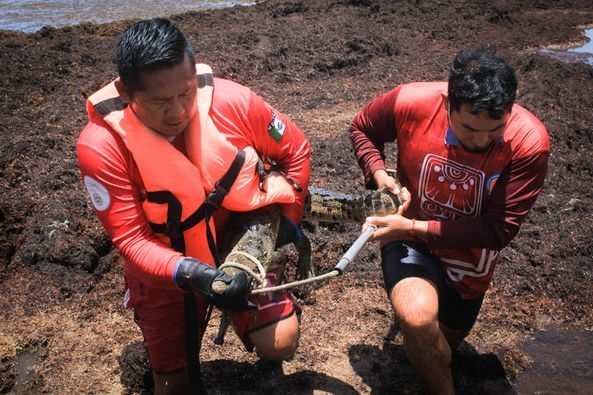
[
  {"left": 448, "top": 45, "right": 517, "bottom": 119},
  {"left": 115, "top": 18, "right": 195, "bottom": 93}
]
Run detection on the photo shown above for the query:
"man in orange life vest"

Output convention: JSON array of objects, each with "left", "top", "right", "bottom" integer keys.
[{"left": 77, "top": 18, "right": 310, "bottom": 394}]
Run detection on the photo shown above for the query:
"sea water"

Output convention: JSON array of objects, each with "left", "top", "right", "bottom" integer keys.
[
  {"left": 513, "top": 330, "right": 593, "bottom": 394},
  {"left": 569, "top": 28, "right": 593, "bottom": 55},
  {"left": 0, "top": 0, "right": 255, "bottom": 33},
  {"left": 540, "top": 27, "right": 593, "bottom": 66}
]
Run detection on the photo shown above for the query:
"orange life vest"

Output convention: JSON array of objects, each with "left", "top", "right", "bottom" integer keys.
[
  {"left": 87, "top": 80, "right": 217, "bottom": 262},
  {"left": 86, "top": 64, "right": 295, "bottom": 261},
  {"left": 186, "top": 64, "right": 296, "bottom": 212}
]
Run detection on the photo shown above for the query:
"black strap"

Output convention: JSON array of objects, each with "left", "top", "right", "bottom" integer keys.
[
  {"left": 184, "top": 293, "right": 207, "bottom": 394},
  {"left": 202, "top": 149, "right": 246, "bottom": 267},
  {"left": 147, "top": 149, "right": 247, "bottom": 255},
  {"left": 197, "top": 73, "right": 214, "bottom": 88},
  {"left": 94, "top": 96, "right": 126, "bottom": 117},
  {"left": 146, "top": 149, "right": 245, "bottom": 394},
  {"left": 204, "top": 149, "right": 246, "bottom": 211}
]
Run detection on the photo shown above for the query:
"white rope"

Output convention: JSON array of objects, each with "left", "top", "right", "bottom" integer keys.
[
  {"left": 219, "top": 262, "right": 266, "bottom": 286},
  {"left": 221, "top": 251, "right": 342, "bottom": 294},
  {"left": 251, "top": 226, "right": 376, "bottom": 294},
  {"left": 223, "top": 250, "right": 267, "bottom": 276},
  {"left": 250, "top": 269, "right": 340, "bottom": 294},
  {"left": 219, "top": 250, "right": 267, "bottom": 287}
]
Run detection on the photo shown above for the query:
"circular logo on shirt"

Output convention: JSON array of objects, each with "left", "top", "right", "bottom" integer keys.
[{"left": 83, "top": 175, "right": 111, "bottom": 211}]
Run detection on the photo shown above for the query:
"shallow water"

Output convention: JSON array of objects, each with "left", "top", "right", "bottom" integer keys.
[
  {"left": 0, "top": 0, "right": 255, "bottom": 33},
  {"left": 540, "top": 28, "right": 593, "bottom": 66},
  {"left": 513, "top": 331, "right": 593, "bottom": 394},
  {"left": 12, "top": 347, "right": 43, "bottom": 392},
  {"left": 569, "top": 29, "right": 593, "bottom": 55}
]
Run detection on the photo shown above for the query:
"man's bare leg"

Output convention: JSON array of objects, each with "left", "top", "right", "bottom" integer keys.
[
  {"left": 440, "top": 324, "right": 470, "bottom": 351},
  {"left": 390, "top": 277, "right": 455, "bottom": 395},
  {"left": 248, "top": 311, "right": 300, "bottom": 361}
]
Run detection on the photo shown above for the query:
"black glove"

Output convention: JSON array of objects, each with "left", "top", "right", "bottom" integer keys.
[
  {"left": 275, "top": 215, "right": 305, "bottom": 249},
  {"left": 174, "top": 258, "right": 256, "bottom": 311}
]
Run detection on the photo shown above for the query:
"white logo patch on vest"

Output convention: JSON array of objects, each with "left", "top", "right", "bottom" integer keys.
[
  {"left": 267, "top": 111, "right": 286, "bottom": 143},
  {"left": 84, "top": 175, "right": 111, "bottom": 211}
]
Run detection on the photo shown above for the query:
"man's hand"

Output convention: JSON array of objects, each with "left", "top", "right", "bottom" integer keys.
[
  {"left": 363, "top": 214, "right": 415, "bottom": 241},
  {"left": 374, "top": 168, "right": 411, "bottom": 213},
  {"left": 174, "top": 258, "right": 256, "bottom": 311},
  {"left": 209, "top": 271, "right": 257, "bottom": 311}
]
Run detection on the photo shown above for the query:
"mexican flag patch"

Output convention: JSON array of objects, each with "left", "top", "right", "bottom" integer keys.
[{"left": 267, "top": 111, "right": 286, "bottom": 143}]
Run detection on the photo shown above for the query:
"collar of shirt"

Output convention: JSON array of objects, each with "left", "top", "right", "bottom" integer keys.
[{"left": 444, "top": 127, "right": 504, "bottom": 146}]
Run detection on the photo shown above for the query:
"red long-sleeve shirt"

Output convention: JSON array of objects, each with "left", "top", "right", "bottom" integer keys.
[{"left": 350, "top": 81, "right": 549, "bottom": 298}]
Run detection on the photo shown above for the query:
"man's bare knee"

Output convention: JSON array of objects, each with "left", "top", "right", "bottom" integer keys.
[
  {"left": 391, "top": 278, "right": 439, "bottom": 330},
  {"left": 249, "top": 313, "right": 300, "bottom": 361}
]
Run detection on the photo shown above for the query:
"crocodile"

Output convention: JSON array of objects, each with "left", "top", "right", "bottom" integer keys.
[
  {"left": 215, "top": 186, "right": 403, "bottom": 292},
  {"left": 211, "top": 185, "right": 403, "bottom": 344}
]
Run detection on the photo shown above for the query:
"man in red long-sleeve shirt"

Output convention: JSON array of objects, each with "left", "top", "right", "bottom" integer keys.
[
  {"left": 77, "top": 18, "right": 310, "bottom": 394},
  {"left": 350, "top": 45, "right": 549, "bottom": 394}
]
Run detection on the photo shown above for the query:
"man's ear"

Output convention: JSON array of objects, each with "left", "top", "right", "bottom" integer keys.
[{"left": 114, "top": 78, "right": 131, "bottom": 103}]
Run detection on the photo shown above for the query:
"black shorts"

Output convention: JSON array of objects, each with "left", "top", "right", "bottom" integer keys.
[{"left": 381, "top": 241, "right": 484, "bottom": 331}]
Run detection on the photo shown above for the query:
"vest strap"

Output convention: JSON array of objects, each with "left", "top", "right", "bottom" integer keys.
[
  {"left": 94, "top": 96, "right": 126, "bottom": 117},
  {"left": 148, "top": 149, "right": 247, "bottom": 254},
  {"left": 197, "top": 73, "right": 214, "bottom": 88},
  {"left": 205, "top": 149, "right": 246, "bottom": 210}
]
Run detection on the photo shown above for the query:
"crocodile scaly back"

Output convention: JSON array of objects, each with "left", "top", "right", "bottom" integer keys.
[{"left": 304, "top": 186, "right": 402, "bottom": 223}]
